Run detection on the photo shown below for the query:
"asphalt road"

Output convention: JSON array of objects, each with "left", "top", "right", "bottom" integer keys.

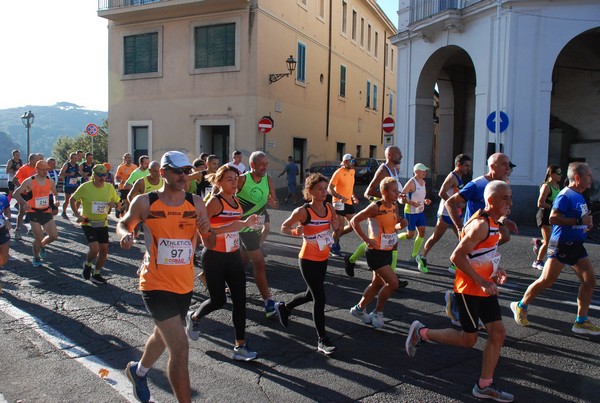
[{"left": 0, "top": 194, "right": 598, "bottom": 402}]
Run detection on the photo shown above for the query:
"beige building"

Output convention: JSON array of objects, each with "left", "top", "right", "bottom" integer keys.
[{"left": 98, "top": 0, "right": 396, "bottom": 180}]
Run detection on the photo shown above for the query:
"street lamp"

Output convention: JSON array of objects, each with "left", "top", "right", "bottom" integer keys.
[
  {"left": 269, "top": 55, "right": 297, "bottom": 84},
  {"left": 21, "top": 110, "right": 35, "bottom": 157}
]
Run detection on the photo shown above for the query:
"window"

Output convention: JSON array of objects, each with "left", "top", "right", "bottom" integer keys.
[
  {"left": 390, "top": 48, "right": 394, "bottom": 71},
  {"left": 367, "top": 24, "right": 372, "bottom": 52},
  {"left": 341, "top": 1, "right": 347, "bottom": 34},
  {"left": 194, "top": 23, "right": 236, "bottom": 69},
  {"left": 132, "top": 126, "right": 148, "bottom": 163},
  {"left": 384, "top": 43, "right": 389, "bottom": 67},
  {"left": 360, "top": 18, "right": 365, "bottom": 47},
  {"left": 373, "top": 84, "right": 378, "bottom": 110},
  {"left": 389, "top": 92, "right": 393, "bottom": 115},
  {"left": 356, "top": 145, "right": 362, "bottom": 158},
  {"left": 369, "top": 145, "right": 377, "bottom": 158},
  {"left": 374, "top": 32, "right": 379, "bottom": 58},
  {"left": 318, "top": 0, "right": 325, "bottom": 19},
  {"left": 297, "top": 43, "right": 306, "bottom": 83},
  {"left": 123, "top": 32, "right": 159, "bottom": 76},
  {"left": 351, "top": 10, "right": 357, "bottom": 41},
  {"left": 366, "top": 81, "right": 371, "bottom": 108},
  {"left": 340, "top": 65, "right": 346, "bottom": 97},
  {"left": 336, "top": 143, "right": 346, "bottom": 161}
]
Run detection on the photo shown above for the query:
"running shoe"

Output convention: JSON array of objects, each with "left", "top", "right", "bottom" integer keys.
[
  {"left": 531, "top": 260, "right": 544, "bottom": 271},
  {"left": 344, "top": 255, "right": 355, "bottom": 277},
  {"left": 572, "top": 320, "right": 600, "bottom": 336},
  {"left": 125, "top": 361, "right": 150, "bottom": 403},
  {"left": 61, "top": 211, "right": 69, "bottom": 220},
  {"left": 448, "top": 264, "right": 457, "bottom": 274},
  {"left": 415, "top": 255, "right": 429, "bottom": 273},
  {"left": 405, "top": 320, "right": 425, "bottom": 357},
  {"left": 232, "top": 343, "right": 258, "bottom": 361},
  {"left": 398, "top": 279, "right": 409, "bottom": 288},
  {"left": 82, "top": 262, "right": 92, "bottom": 280},
  {"left": 275, "top": 302, "right": 289, "bottom": 328},
  {"left": 185, "top": 311, "right": 201, "bottom": 341},
  {"left": 510, "top": 301, "right": 530, "bottom": 326},
  {"left": 265, "top": 299, "right": 276, "bottom": 318},
  {"left": 14, "top": 231, "right": 22, "bottom": 241},
  {"left": 317, "top": 337, "right": 336, "bottom": 355},
  {"left": 91, "top": 273, "right": 108, "bottom": 285},
  {"left": 39, "top": 247, "right": 47, "bottom": 259},
  {"left": 444, "top": 291, "right": 461, "bottom": 326},
  {"left": 531, "top": 238, "right": 542, "bottom": 255},
  {"left": 330, "top": 241, "right": 342, "bottom": 257},
  {"left": 472, "top": 382, "right": 514, "bottom": 402},
  {"left": 369, "top": 311, "right": 385, "bottom": 328},
  {"left": 32, "top": 257, "right": 42, "bottom": 268},
  {"left": 350, "top": 304, "right": 372, "bottom": 324}
]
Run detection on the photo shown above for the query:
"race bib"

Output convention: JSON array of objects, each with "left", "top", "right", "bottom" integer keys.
[
  {"left": 491, "top": 252, "right": 501, "bottom": 274},
  {"left": 333, "top": 201, "right": 344, "bottom": 211},
  {"left": 202, "top": 186, "right": 213, "bottom": 200},
  {"left": 251, "top": 214, "right": 266, "bottom": 231},
  {"left": 157, "top": 238, "right": 193, "bottom": 265},
  {"left": 224, "top": 232, "right": 240, "bottom": 252},
  {"left": 315, "top": 230, "right": 334, "bottom": 251},
  {"left": 380, "top": 233, "right": 398, "bottom": 250},
  {"left": 35, "top": 196, "right": 49, "bottom": 209},
  {"left": 68, "top": 177, "right": 79, "bottom": 185},
  {"left": 92, "top": 201, "right": 109, "bottom": 215}
]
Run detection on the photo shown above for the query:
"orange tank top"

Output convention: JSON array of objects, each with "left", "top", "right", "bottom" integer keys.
[
  {"left": 210, "top": 194, "right": 243, "bottom": 253},
  {"left": 299, "top": 202, "right": 334, "bottom": 261},
  {"left": 140, "top": 192, "right": 198, "bottom": 294},
  {"left": 454, "top": 210, "right": 500, "bottom": 296},
  {"left": 27, "top": 175, "right": 52, "bottom": 212},
  {"left": 367, "top": 201, "right": 399, "bottom": 250}
]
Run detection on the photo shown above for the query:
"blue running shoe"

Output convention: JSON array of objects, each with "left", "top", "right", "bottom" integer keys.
[
  {"left": 125, "top": 361, "right": 150, "bottom": 403},
  {"left": 232, "top": 343, "right": 258, "bottom": 361},
  {"left": 330, "top": 241, "right": 342, "bottom": 256},
  {"left": 32, "top": 257, "right": 42, "bottom": 268},
  {"left": 265, "top": 299, "right": 276, "bottom": 318},
  {"left": 444, "top": 291, "right": 460, "bottom": 326},
  {"left": 39, "top": 247, "right": 47, "bottom": 259}
]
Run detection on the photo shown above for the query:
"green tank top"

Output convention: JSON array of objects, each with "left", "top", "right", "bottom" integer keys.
[
  {"left": 237, "top": 172, "right": 269, "bottom": 232},
  {"left": 545, "top": 182, "right": 560, "bottom": 204}
]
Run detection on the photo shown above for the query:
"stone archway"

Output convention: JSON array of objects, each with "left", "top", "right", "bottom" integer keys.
[{"left": 415, "top": 46, "right": 476, "bottom": 187}]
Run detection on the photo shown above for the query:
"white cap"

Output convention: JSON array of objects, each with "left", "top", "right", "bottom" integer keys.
[
  {"left": 342, "top": 153, "right": 354, "bottom": 161},
  {"left": 413, "top": 163, "right": 429, "bottom": 172},
  {"left": 161, "top": 151, "right": 192, "bottom": 169}
]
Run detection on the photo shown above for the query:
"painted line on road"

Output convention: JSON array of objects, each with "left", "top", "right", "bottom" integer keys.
[
  {"left": 0, "top": 300, "right": 138, "bottom": 402},
  {"left": 558, "top": 300, "right": 600, "bottom": 311}
]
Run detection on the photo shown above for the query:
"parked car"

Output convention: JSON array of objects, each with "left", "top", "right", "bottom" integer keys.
[
  {"left": 307, "top": 161, "right": 340, "bottom": 179},
  {"left": 0, "top": 165, "right": 9, "bottom": 193},
  {"left": 353, "top": 157, "right": 379, "bottom": 183}
]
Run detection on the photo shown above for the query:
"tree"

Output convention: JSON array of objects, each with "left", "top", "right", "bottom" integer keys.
[{"left": 52, "top": 119, "right": 108, "bottom": 165}]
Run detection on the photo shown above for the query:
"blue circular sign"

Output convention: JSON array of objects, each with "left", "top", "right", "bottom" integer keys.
[{"left": 486, "top": 111, "right": 509, "bottom": 133}]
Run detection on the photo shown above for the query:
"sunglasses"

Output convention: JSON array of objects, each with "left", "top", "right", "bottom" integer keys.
[
  {"left": 95, "top": 173, "right": 107, "bottom": 178},
  {"left": 168, "top": 166, "right": 192, "bottom": 175},
  {"left": 553, "top": 171, "right": 562, "bottom": 175}
]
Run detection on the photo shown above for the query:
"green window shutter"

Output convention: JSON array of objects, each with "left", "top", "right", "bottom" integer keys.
[
  {"left": 124, "top": 32, "right": 158, "bottom": 75},
  {"left": 195, "top": 23, "right": 235, "bottom": 69}
]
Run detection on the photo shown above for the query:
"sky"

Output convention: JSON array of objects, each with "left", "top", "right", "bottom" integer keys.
[{"left": 0, "top": 0, "right": 397, "bottom": 113}]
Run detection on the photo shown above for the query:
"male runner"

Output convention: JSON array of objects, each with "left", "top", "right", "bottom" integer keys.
[
  {"left": 13, "top": 153, "right": 43, "bottom": 239},
  {"left": 115, "top": 153, "right": 137, "bottom": 217},
  {"left": 59, "top": 153, "right": 84, "bottom": 219},
  {"left": 5, "top": 149, "right": 22, "bottom": 198},
  {"left": 327, "top": 154, "right": 358, "bottom": 256},
  {"left": 124, "top": 155, "right": 150, "bottom": 191},
  {"left": 80, "top": 152, "right": 94, "bottom": 183},
  {"left": 228, "top": 150, "right": 246, "bottom": 174},
  {"left": 128, "top": 161, "right": 164, "bottom": 203}
]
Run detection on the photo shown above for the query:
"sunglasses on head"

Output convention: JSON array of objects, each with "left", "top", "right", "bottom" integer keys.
[{"left": 169, "top": 166, "right": 192, "bottom": 175}]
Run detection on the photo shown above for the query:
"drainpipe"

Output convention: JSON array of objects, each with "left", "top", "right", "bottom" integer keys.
[
  {"left": 381, "top": 29, "right": 387, "bottom": 145},
  {"left": 495, "top": 0, "right": 502, "bottom": 152},
  {"left": 325, "top": 0, "right": 333, "bottom": 140}
]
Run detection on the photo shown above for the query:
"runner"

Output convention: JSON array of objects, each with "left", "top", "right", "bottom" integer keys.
[
  {"left": 59, "top": 153, "right": 84, "bottom": 219},
  {"left": 197, "top": 155, "right": 219, "bottom": 200},
  {"left": 80, "top": 152, "right": 94, "bottom": 183},
  {"left": 13, "top": 153, "right": 43, "bottom": 239},
  {"left": 349, "top": 177, "right": 405, "bottom": 328},
  {"left": 5, "top": 149, "right": 23, "bottom": 198},
  {"left": 124, "top": 155, "right": 150, "bottom": 191},
  {"left": 0, "top": 192, "right": 11, "bottom": 270},
  {"left": 185, "top": 165, "right": 259, "bottom": 360},
  {"left": 344, "top": 146, "right": 408, "bottom": 288},
  {"left": 511, "top": 162, "right": 599, "bottom": 335},
  {"left": 103, "top": 163, "right": 116, "bottom": 187},
  {"left": 327, "top": 154, "right": 358, "bottom": 256},
  {"left": 70, "top": 164, "right": 121, "bottom": 284},
  {"left": 228, "top": 150, "right": 246, "bottom": 174},
  {"left": 13, "top": 160, "right": 59, "bottom": 267},
  {"left": 532, "top": 164, "right": 562, "bottom": 270},
  {"left": 416, "top": 154, "right": 471, "bottom": 273},
  {"left": 128, "top": 161, "right": 163, "bottom": 203},
  {"left": 276, "top": 173, "right": 339, "bottom": 354},
  {"left": 406, "top": 180, "right": 514, "bottom": 403},
  {"left": 398, "top": 163, "right": 432, "bottom": 271},
  {"left": 236, "top": 151, "right": 280, "bottom": 318},
  {"left": 117, "top": 151, "right": 213, "bottom": 403},
  {"left": 115, "top": 153, "right": 137, "bottom": 217}
]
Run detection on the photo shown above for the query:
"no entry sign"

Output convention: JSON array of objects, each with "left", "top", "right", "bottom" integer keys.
[
  {"left": 382, "top": 117, "right": 395, "bottom": 133},
  {"left": 258, "top": 116, "right": 274, "bottom": 134}
]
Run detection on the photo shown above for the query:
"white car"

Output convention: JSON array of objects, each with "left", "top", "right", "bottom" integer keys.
[{"left": 0, "top": 164, "right": 9, "bottom": 193}]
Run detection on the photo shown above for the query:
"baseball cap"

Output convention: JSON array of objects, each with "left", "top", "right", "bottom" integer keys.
[
  {"left": 161, "top": 151, "right": 192, "bottom": 169},
  {"left": 92, "top": 164, "right": 108, "bottom": 174},
  {"left": 342, "top": 154, "right": 354, "bottom": 162},
  {"left": 509, "top": 161, "right": 517, "bottom": 168},
  {"left": 35, "top": 160, "right": 49, "bottom": 170},
  {"left": 103, "top": 162, "right": 112, "bottom": 171},
  {"left": 413, "top": 163, "right": 429, "bottom": 172}
]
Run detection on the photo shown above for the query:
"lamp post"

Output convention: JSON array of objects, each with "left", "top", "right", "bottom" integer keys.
[
  {"left": 269, "top": 55, "right": 297, "bottom": 84},
  {"left": 21, "top": 110, "right": 35, "bottom": 157}
]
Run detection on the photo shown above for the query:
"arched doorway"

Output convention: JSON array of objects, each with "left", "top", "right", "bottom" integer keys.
[
  {"left": 415, "top": 46, "right": 476, "bottom": 188},
  {"left": 549, "top": 27, "right": 600, "bottom": 200}
]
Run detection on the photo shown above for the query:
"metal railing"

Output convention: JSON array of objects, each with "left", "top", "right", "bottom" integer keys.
[
  {"left": 409, "top": 0, "right": 466, "bottom": 23},
  {"left": 98, "top": 0, "right": 165, "bottom": 11}
]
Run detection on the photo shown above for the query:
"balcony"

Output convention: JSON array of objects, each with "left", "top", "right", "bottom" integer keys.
[
  {"left": 410, "top": 0, "right": 483, "bottom": 23},
  {"left": 98, "top": 0, "right": 164, "bottom": 11}
]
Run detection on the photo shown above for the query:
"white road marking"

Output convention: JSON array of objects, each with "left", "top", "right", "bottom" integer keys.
[
  {"left": 0, "top": 300, "right": 138, "bottom": 402},
  {"left": 558, "top": 300, "right": 600, "bottom": 311}
]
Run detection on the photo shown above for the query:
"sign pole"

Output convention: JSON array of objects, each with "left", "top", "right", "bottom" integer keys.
[{"left": 263, "top": 132, "right": 266, "bottom": 153}]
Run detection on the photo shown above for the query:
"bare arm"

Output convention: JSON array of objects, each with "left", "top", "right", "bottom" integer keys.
[
  {"left": 192, "top": 194, "right": 216, "bottom": 249},
  {"left": 117, "top": 194, "right": 149, "bottom": 249},
  {"left": 438, "top": 172, "right": 458, "bottom": 201},
  {"left": 445, "top": 192, "right": 466, "bottom": 232},
  {"left": 13, "top": 179, "right": 31, "bottom": 208},
  {"left": 350, "top": 203, "right": 379, "bottom": 248},
  {"left": 550, "top": 207, "right": 592, "bottom": 228},
  {"left": 537, "top": 183, "right": 551, "bottom": 209},
  {"left": 281, "top": 206, "right": 309, "bottom": 236},
  {"left": 266, "top": 175, "right": 279, "bottom": 208},
  {"left": 364, "top": 166, "right": 386, "bottom": 199},
  {"left": 128, "top": 178, "right": 144, "bottom": 203}
]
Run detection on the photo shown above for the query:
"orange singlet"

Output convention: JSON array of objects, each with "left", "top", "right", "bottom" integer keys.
[
  {"left": 140, "top": 192, "right": 198, "bottom": 294},
  {"left": 210, "top": 194, "right": 243, "bottom": 253},
  {"left": 367, "top": 201, "right": 399, "bottom": 250},
  {"left": 299, "top": 202, "right": 334, "bottom": 262},
  {"left": 454, "top": 209, "right": 500, "bottom": 297},
  {"left": 27, "top": 176, "right": 52, "bottom": 212}
]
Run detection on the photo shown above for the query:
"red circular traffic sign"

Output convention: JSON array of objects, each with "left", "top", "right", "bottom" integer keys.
[
  {"left": 258, "top": 117, "right": 273, "bottom": 134},
  {"left": 382, "top": 117, "right": 395, "bottom": 133},
  {"left": 85, "top": 123, "right": 99, "bottom": 137}
]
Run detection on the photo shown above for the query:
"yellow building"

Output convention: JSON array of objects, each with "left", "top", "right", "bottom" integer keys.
[{"left": 98, "top": 0, "right": 397, "bottom": 178}]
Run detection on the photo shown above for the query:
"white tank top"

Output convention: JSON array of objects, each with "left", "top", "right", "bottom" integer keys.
[{"left": 405, "top": 177, "right": 426, "bottom": 214}]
